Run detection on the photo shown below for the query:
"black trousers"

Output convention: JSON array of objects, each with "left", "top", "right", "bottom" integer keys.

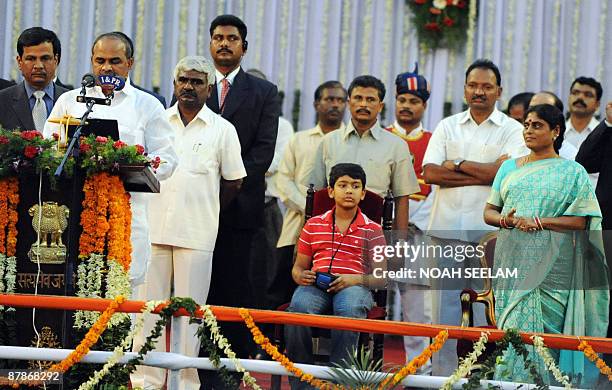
[
  {"left": 268, "top": 245, "right": 298, "bottom": 310},
  {"left": 249, "top": 199, "right": 284, "bottom": 310},
  {"left": 199, "top": 223, "right": 255, "bottom": 389}
]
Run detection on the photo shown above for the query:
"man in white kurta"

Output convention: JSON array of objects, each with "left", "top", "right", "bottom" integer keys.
[
  {"left": 43, "top": 33, "right": 178, "bottom": 290},
  {"left": 137, "top": 57, "right": 246, "bottom": 389},
  {"left": 422, "top": 59, "right": 526, "bottom": 375}
]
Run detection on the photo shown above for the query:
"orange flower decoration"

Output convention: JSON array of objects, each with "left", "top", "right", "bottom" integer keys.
[
  {"left": 578, "top": 340, "right": 612, "bottom": 382},
  {"left": 239, "top": 308, "right": 340, "bottom": 390},
  {"left": 0, "top": 179, "right": 8, "bottom": 254},
  {"left": 0, "top": 177, "right": 18, "bottom": 256},
  {"left": 6, "top": 177, "right": 19, "bottom": 257},
  {"left": 378, "top": 329, "right": 448, "bottom": 388},
  {"left": 49, "top": 295, "right": 125, "bottom": 373},
  {"left": 107, "top": 174, "right": 132, "bottom": 271},
  {"left": 79, "top": 173, "right": 132, "bottom": 270}
]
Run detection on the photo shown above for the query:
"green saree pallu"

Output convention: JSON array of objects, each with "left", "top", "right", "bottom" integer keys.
[{"left": 488, "top": 157, "right": 609, "bottom": 386}]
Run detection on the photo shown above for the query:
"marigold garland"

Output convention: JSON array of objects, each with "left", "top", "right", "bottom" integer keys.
[
  {"left": 106, "top": 174, "right": 131, "bottom": 271},
  {"left": 49, "top": 295, "right": 125, "bottom": 373},
  {"left": 0, "top": 179, "right": 8, "bottom": 254},
  {"left": 6, "top": 177, "right": 18, "bottom": 257},
  {"left": 77, "top": 299, "right": 163, "bottom": 390},
  {"left": 578, "top": 340, "right": 612, "bottom": 382},
  {"left": 79, "top": 177, "right": 99, "bottom": 256},
  {"left": 378, "top": 329, "right": 448, "bottom": 389},
  {"left": 239, "top": 308, "right": 341, "bottom": 390}
]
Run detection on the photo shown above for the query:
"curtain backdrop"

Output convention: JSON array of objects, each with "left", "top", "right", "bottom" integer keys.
[{"left": 0, "top": 0, "right": 609, "bottom": 131}]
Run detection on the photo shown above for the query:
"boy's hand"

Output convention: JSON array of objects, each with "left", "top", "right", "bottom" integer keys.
[
  {"left": 297, "top": 270, "right": 316, "bottom": 286},
  {"left": 327, "top": 274, "right": 362, "bottom": 293}
]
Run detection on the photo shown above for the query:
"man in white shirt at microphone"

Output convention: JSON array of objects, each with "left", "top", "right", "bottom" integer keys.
[{"left": 43, "top": 32, "right": 178, "bottom": 295}]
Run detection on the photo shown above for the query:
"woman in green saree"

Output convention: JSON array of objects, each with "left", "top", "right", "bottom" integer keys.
[{"left": 483, "top": 104, "right": 609, "bottom": 386}]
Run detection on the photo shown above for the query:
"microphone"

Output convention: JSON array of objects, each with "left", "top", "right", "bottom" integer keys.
[
  {"left": 97, "top": 75, "right": 126, "bottom": 91},
  {"left": 81, "top": 73, "right": 96, "bottom": 88}
]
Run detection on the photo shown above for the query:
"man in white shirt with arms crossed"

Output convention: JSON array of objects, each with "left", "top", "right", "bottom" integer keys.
[{"left": 422, "top": 59, "right": 526, "bottom": 375}]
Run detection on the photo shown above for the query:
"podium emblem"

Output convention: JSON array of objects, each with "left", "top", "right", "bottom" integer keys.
[
  {"left": 28, "top": 202, "right": 70, "bottom": 264},
  {"left": 28, "top": 326, "right": 61, "bottom": 369}
]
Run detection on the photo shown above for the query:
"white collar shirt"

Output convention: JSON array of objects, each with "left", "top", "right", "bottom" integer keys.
[
  {"left": 308, "top": 120, "right": 420, "bottom": 198},
  {"left": 564, "top": 116, "right": 601, "bottom": 149},
  {"left": 215, "top": 67, "right": 240, "bottom": 107},
  {"left": 149, "top": 104, "right": 246, "bottom": 251},
  {"left": 565, "top": 116, "right": 601, "bottom": 189},
  {"left": 393, "top": 121, "right": 424, "bottom": 138},
  {"left": 422, "top": 107, "right": 527, "bottom": 241},
  {"left": 266, "top": 116, "right": 294, "bottom": 199},
  {"left": 43, "top": 81, "right": 179, "bottom": 284}
]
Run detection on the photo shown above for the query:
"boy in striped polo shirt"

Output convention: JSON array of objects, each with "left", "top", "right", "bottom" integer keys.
[{"left": 285, "top": 163, "right": 387, "bottom": 388}]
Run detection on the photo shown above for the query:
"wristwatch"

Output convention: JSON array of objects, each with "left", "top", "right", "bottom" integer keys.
[{"left": 453, "top": 158, "right": 465, "bottom": 172}]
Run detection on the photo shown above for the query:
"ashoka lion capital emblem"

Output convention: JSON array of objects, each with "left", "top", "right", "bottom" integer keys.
[{"left": 28, "top": 202, "right": 69, "bottom": 264}]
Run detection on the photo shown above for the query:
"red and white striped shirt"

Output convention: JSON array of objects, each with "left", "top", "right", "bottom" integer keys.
[{"left": 297, "top": 208, "right": 386, "bottom": 274}]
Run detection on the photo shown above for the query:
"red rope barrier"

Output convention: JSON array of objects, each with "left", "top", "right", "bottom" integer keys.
[{"left": 3, "top": 293, "right": 612, "bottom": 353}]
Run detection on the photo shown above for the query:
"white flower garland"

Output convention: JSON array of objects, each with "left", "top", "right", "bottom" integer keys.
[
  {"left": 484, "top": 1, "right": 495, "bottom": 60},
  {"left": 134, "top": 0, "right": 147, "bottom": 84},
  {"left": 548, "top": 0, "right": 561, "bottom": 88},
  {"left": 360, "top": 0, "right": 374, "bottom": 73},
  {"left": 339, "top": 0, "right": 351, "bottom": 84},
  {"left": 74, "top": 254, "right": 104, "bottom": 329},
  {"left": 177, "top": 0, "right": 189, "bottom": 63},
  {"left": 401, "top": 1, "right": 410, "bottom": 72},
  {"left": 67, "top": 0, "right": 80, "bottom": 86},
  {"left": 440, "top": 331, "right": 490, "bottom": 390},
  {"left": 152, "top": 0, "right": 165, "bottom": 87},
  {"left": 277, "top": 0, "right": 289, "bottom": 91},
  {"left": 78, "top": 300, "right": 164, "bottom": 390},
  {"left": 319, "top": 0, "right": 330, "bottom": 84},
  {"left": 464, "top": 0, "right": 478, "bottom": 66},
  {"left": 519, "top": 0, "right": 534, "bottom": 93},
  {"left": 105, "top": 260, "right": 131, "bottom": 328},
  {"left": 380, "top": 0, "right": 394, "bottom": 89},
  {"left": 596, "top": 0, "right": 607, "bottom": 82},
  {"left": 3, "top": 256, "right": 16, "bottom": 312},
  {"left": 445, "top": 50, "right": 457, "bottom": 104},
  {"left": 115, "top": 0, "right": 125, "bottom": 31},
  {"left": 568, "top": 0, "right": 581, "bottom": 81},
  {"left": 531, "top": 335, "right": 573, "bottom": 389},
  {"left": 254, "top": 0, "right": 265, "bottom": 68},
  {"left": 294, "top": 0, "right": 307, "bottom": 91},
  {"left": 200, "top": 305, "right": 262, "bottom": 390},
  {"left": 10, "top": 0, "right": 22, "bottom": 81}
]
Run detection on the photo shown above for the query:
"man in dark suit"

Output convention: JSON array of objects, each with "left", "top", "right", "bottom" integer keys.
[
  {"left": 111, "top": 31, "right": 166, "bottom": 108},
  {"left": 199, "top": 14, "right": 280, "bottom": 389},
  {"left": 0, "top": 78, "right": 15, "bottom": 90},
  {"left": 576, "top": 101, "right": 612, "bottom": 344},
  {"left": 0, "top": 27, "right": 68, "bottom": 131}
]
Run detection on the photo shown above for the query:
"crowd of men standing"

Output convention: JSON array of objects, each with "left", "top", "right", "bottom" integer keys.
[{"left": 1, "top": 13, "right": 611, "bottom": 390}]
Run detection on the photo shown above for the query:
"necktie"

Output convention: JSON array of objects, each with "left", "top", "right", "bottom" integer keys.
[
  {"left": 220, "top": 78, "right": 230, "bottom": 112},
  {"left": 32, "top": 90, "right": 47, "bottom": 131}
]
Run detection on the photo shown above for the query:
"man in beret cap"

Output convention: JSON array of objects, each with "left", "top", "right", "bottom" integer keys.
[{"left": 385, "top": 64, "right": 434, "bottom": 375}]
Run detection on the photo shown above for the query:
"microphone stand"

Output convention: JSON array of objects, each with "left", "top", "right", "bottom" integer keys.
[{"left": 54, "top": 98, "right": 96, "bottom": 178}]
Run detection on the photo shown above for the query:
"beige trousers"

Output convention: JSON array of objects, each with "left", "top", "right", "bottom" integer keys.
[{"left": 131, "top": 244, "right": 213, "bottom": 390}]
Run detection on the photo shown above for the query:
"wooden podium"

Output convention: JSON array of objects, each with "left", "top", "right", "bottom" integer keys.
[{"left": 10, "top": 165, "right": 158, "bottom": 365}]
